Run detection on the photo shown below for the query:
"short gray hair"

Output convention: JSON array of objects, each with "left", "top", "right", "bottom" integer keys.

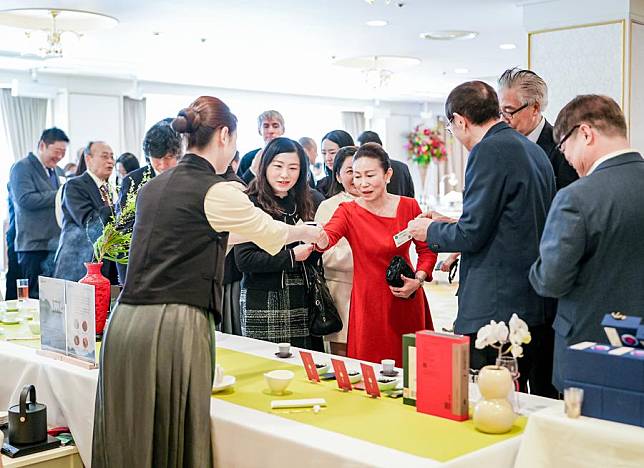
[
  {"left": 257, "top": 110, "right": 284, "bottom": 131},
  {"left": 498, "top": 67, "right": 548, "bottom": 111},
  {"left": 298, "top": 136, "right": 315, "bottom": 149}
]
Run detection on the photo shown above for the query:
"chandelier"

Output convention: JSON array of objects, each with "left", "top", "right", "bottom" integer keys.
[{"left": 0, "top": 8, "right": 118, "bottom": 59}]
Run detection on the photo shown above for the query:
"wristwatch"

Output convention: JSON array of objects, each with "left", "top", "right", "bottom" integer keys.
[{"left": 415, "top": 276, "right": 425, "bottom": 287}]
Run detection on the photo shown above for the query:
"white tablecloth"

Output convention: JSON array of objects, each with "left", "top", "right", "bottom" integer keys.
[
  {"left": 514, "top": 405, "right": 644, "bottom": 468},
  {"left": 0, "top": 333, "right": 558, "bottom": 468}
]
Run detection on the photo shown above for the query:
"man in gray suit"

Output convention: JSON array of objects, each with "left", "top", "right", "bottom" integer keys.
[
  {"left": 9, "top": 128, "right": 68, "bottom": 298},
  {"left": 529, "top": 95, "right": 644, "bottom": 391},
  {"left": 407, "top": 81, "right": 556, "bottom": 394}
]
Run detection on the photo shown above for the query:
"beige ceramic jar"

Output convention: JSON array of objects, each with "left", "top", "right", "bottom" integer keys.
[{"left": 473, "top": 365, "right": 516, "bottom": 434}]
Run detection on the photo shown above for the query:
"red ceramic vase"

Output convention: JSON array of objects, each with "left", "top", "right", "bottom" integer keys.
[{"left": 79, "top": 262, "right": 111, "bottom": 335}]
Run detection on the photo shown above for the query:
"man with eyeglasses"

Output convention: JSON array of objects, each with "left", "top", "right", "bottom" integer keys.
[
  {"left": 498, "top": 68, "right": 579, "bottom": 190},
  {"left": 529, "top": 95, "right": 644, "bottom": 392},
  {"left": 407, "top": 81, "right": 556, "bottom": 395},
  {"left": 9, "top": 128, "right": 68, "bottom": 298},
  {"left": 54, "top": 141, "right": 119, "bottom": 284}
]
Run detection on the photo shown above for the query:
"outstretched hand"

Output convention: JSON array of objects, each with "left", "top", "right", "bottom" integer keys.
[{"left": 407, "top": 215, "right": 432, "bottom": 242}]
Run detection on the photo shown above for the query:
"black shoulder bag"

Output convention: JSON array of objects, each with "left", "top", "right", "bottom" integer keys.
[{"left": 304, "top": 261, "right": 343, "bottom": 337}]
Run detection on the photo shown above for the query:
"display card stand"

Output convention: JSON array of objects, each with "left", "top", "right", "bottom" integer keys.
[{"left": 35, "top": 349, "right": 98, "bottom": 370}]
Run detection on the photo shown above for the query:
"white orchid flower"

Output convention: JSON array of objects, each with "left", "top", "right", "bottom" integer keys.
[
  {"left": 475, "top": 320, "right": 510, "bottom": 349},
  {"left": 494, "top": 321, "right": 509, "bottom": 343},
  {"left": 475, "top": 323, "right": 495, "bottom": 349},
  {"left": 510, "top": 343, "right": 524, "bottom": 358},
  {"left": 509, "top": 313, "right": 531, "bottom": 345}
]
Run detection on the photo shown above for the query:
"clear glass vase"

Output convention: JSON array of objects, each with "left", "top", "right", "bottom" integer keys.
[{"left": 496, "top": 356, "right": 520, "bottom": 411}]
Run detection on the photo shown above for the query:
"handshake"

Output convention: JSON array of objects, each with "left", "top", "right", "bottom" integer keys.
[
  {"left": 406, "top": 210, "right": 457, "bottom": 242},
  {"left": 290, "top": 222, "right": 329, "bottom": 261}
]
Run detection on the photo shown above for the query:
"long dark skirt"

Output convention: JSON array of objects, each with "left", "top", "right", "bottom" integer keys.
[
  {"left": 220, "top": 280, "right": 242, "bottom": 335},
  {"left": 240, "top": 272, "right": 313, "bottom": 349},
  {"left": 92, "top": 303, "right": 215, "bottom": 468}
]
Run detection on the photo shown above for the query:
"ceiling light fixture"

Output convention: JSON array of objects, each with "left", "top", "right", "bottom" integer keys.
[
  {"left": 420, "top": 30, "right": 478, "bottom": 41},
  {"left": 366, "top": 20, "right": 388, "bottom": 27},
  {"left": 499, "top": 43, "right": 517, "bottom": 50},
  {"left": 0, "top": 8, "right": 118, "bottom": 58},
  {"left": 334, "top": 55, "right": 420, "bottom": 93}
]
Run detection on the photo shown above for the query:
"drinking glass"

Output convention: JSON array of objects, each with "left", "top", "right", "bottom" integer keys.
[{"left": 16, "top": 279, "right": 29, "bottom": 302}]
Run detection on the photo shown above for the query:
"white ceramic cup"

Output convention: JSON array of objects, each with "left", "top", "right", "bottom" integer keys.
[
  {"left": 381, "top": 359, "right": 395, "bottom": 374},
  {"left": 214, "top": 364, "right": 225, "bottom": 386},
  {"left": 3, "top": 311, "right": 20, "bottom": 322},
  {"left": 278, "top": 342, "right": 291, "bottom": 357}
]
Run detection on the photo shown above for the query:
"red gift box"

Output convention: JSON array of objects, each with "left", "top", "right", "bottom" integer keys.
[{"left": 416, "top": 330, "right": 470, "bottom": 421}]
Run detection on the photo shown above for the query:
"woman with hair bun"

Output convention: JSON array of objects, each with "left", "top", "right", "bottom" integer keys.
[
  {"left": 316, "top": 143, "right": 436, "bottom": 366},
  {"left": 92, "top": 96, "right": 323, "bottom": 468}
]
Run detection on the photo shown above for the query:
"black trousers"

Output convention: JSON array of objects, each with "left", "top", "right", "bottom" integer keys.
[
  {"left": 16, "top": 250, "right": 56, "bottom": 299},
  {"left": 5, "top": 243, "right": 22, "bottom": 300},
  {"left": 467, "top": 324, "right": 558, "bottom": 398}
]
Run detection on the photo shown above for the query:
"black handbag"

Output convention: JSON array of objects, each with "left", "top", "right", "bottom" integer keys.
[
  {"left": 305, "top": 262, "right": 343, "bottom": 337},
  {"left": 386, "top": 256, "right": 416, "bottom": 296}
]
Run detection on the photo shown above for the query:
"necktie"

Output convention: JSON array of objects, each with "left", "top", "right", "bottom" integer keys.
[
  {"left": 99, "top": 184, "right": 112, "bottom": 207},
  {"left": 47, "top": 168, "right": 58, "bottom": 189}
]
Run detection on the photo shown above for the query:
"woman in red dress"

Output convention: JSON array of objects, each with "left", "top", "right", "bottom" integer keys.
[{"left": 317, "top": 143, "right": 436, "bottom": 366}]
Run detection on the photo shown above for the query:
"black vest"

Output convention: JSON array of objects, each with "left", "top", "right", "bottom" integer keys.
[{"left": 119, "top": 154, "right": 229, "bottom": 321}]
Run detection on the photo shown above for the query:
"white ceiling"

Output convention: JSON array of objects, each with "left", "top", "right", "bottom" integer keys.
[{"left": 0, "top": 0, "right": 528, "bottom": 102}]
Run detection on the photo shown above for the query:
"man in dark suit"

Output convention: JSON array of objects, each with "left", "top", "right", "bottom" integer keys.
[
  {"left": 115, "top": 119, "right": 182, "bottom": 283},
  {"left": 237, "top": 110, "right": 285, "bottom": 179},
  {"left": 54, "top": 141, "right": 117, "bottom": 283},
  {"left": 498, "top": 68, "right": 578, "bottom": 190},
  {"left": 357, "top": 130, "right": 415, "bottom": 198},
  {"left": 497, "top": 68, "right": 577, "bottom": 397},
  {"left": 407, "top": 81, "right": 556, "bottom": 393},
  {"left": 9, "top": 128, "right": 68, "bottom": 298},
  {"left": 529, "top": 95, "right": 644, "bottom": 391}
]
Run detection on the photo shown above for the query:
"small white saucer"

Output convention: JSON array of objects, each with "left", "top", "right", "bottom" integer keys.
[
  {"left": 0, "top": 318, "right": 21, "bottom": 325},
  {"left": 212, "top": 375, "right": 236, "bottom": 393}
]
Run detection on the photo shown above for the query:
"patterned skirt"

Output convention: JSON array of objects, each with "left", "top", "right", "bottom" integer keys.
[{"left": 240, "top": 272, "right": 312, "bottom": 349}]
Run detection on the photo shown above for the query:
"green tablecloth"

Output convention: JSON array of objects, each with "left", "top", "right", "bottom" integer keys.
[{"left": 213, "top": 348, "right": 526, "bottom": 462}]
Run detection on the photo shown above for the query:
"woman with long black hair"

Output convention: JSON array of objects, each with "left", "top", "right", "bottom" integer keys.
[
  {"left": 316, "top": 129, "right": 354, "bottom": 197},
  {"left": 235, "top": 137, "right": 321, "bottom": 349}
]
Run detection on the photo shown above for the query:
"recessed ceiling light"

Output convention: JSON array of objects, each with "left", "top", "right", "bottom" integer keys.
[
  {"left": 499, "top": 43, "right": 517, "bottom": 50},
  {"left": 366, "top": 20, "right": 388, "bottom": 27},
  {"left": 419, "top": 30, "right": 478, "bottom": 41},
  {"left": 454, "top": 68, "right": 469, "bottom": 74}
]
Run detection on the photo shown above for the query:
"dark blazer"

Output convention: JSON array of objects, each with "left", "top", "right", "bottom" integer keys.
[
  {"left": 117, "top": 165, "right": 155, "bottom": 214},
  {"left": 388, "top": 159, "right": 415, "bottom": 198},
  {"left": 54, "top": 172, "right": 114, "bottom": 282},
  {"left": 9, "top": 153, "right": 64, "bottom": 252},
  {"left": 427, "top": 122, "right": 556, "bottom": 334},
  {"left": 529, "top": 152, "right": 644, "bottom": 389},
  {"left": 237, "top": 148, "right": 260, "bottom": 177},
  {"left": 536, "top": 120, "right": 579, "bottom": 190}
]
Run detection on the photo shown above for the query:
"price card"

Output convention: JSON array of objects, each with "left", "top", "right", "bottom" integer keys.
[
  {"left": 299, "top": 350, "right": 320, "bottom": 382},
  {"left": 331, "top": 358, "right": 352, "bottom": 391},
  {"left": 360, "top": 363, "right": 381, "bottom": 398}
]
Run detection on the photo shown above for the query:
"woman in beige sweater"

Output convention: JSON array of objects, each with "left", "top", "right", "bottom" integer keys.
[{"left": 314, "top": 146, "right": 358, "bottom": 355}]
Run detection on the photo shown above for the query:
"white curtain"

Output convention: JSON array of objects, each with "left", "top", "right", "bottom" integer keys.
[
  {"left": 122, "top": 96, "right": 146, "bottom": 160},
  {"left": 341, "top": 111, "right": 365, "bottom": 142},
  {"left": 0, "top": 89, "right": 48, "bottom": 161}
]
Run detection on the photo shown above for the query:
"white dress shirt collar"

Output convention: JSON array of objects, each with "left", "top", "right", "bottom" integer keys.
[
  {"left": 86, "top": 169, "right": 108, "bottom": 189},
  {"left": 526, "top": 117, "right": 546, "bottom": 144},
  {"left": 586, "top": 148, "right": 640, "bottom": 176}
]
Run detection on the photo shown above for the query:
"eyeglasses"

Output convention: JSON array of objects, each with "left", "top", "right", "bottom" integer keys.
[
  {"left": 446, "top": 118, "right": 454, "bottom": 134},
  {"left": 500, "top": 103, "right": 529, "bottom": 120},
  {"left": 555, "top": 124, "right": 581, "bottom": 152}
]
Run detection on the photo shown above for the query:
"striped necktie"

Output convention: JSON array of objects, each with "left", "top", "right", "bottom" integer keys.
[{"left": 99, "top": 184, "right": 112, "bottom": 207}]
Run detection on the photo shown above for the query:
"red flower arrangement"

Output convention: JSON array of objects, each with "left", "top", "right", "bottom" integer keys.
[{"left": 406, "top": 125, "right": 447, "bottom": 165}]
